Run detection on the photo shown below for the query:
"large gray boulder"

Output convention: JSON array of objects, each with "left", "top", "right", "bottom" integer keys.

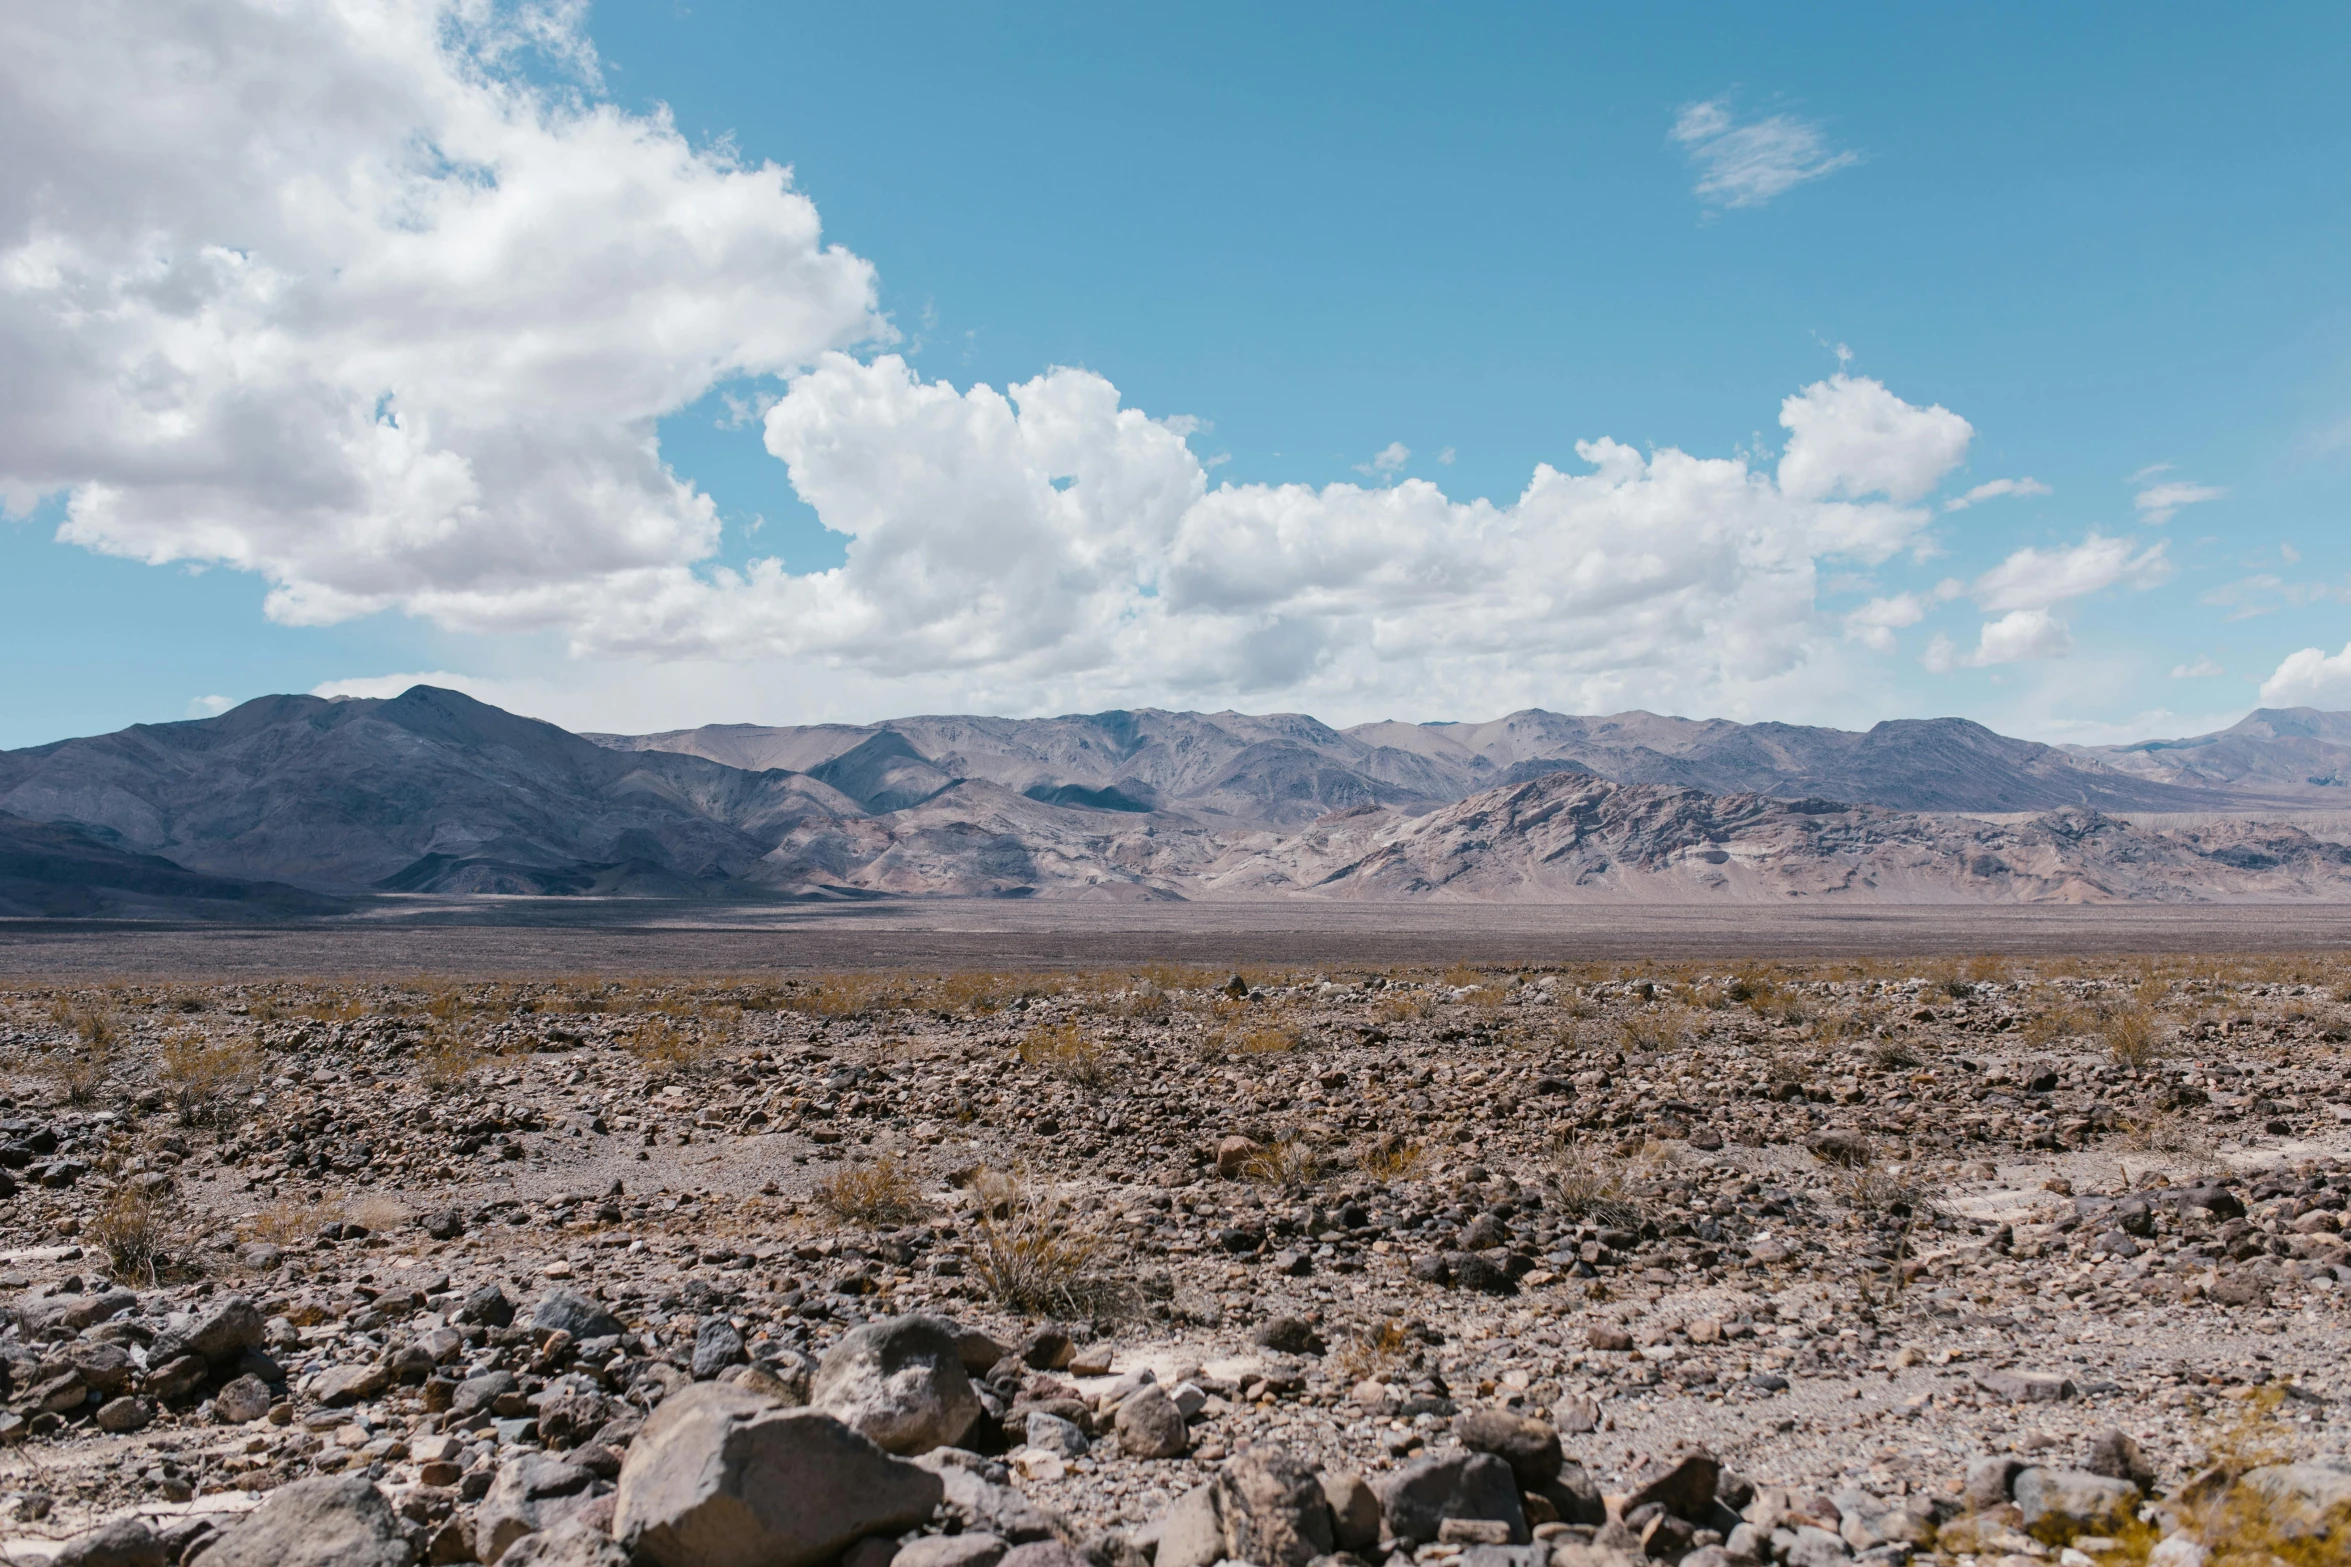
[
  {"left": 2238, "top": 1462, "right": 2351, "bottom": 1542},
  {"left": 533, "top": 1289, "right": 624, "bottom": 1341},
  {"left": 811, "top": 1315, "right": 983, "bottom": 1455},
  {"left": 50, "top": 1516, "right": 165, "bottom": 1567},
  {"left": 1372, "top": 1450, "right": 1527, "bottom": 1547},
  {"left": 497, "top": 1523, "right": 630, "bottom": 1567},
  {"left": 154, "top": 1295, "right": 264, "bottom": 1366},
  {"left": 1158, "top": 1448, "right": 1334, "bottom": 1567},
  {"left": 1319, "top": 1472, "right": 1381, "bottom": 1555},
  {"left": 615, "top": 1382, "right": 943, "bottom": 1567},
  {"left": 477, "top": 1454, "right": 600, "bottom": 1563},
  {"left": 1454, "top": 1409, "right": 1562, "bottom": 1487},
  {"left": 2013, "top": 1467, "right": 2142, "bottom": 1541},
  {"left": 1115, "top": 1383, "right": 1189, "bottom": 1459},
  {"left": 197, "top": 1475, "right": 414, "bottom": 1567}
]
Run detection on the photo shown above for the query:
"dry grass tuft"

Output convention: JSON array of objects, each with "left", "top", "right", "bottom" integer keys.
[
  {"left": 89, "top": 1186, "right": 180, "bottom": 1286},
  {"left": 39, "top": 1027, "right": 113, "bottom": 1106},
  {"left": 2104, "top": 1007, "right": 2168, "bottom": 1068},
  {"left": 416, "top": 1034, "right": 489, "bottom": 1087},
  {"left": 1356, "top": 1135, "right": 1424, "bottom": 1183},
  {"left": 1551, "top": 1139, "right": 1645, "bottom": 1227},
  {"left": 1332, "top": 1319, "right": 1414, "bottom": 1384},
  {"left": 158, "top": 1032, "right": 262, "bottom": 1128},
  {"left": 2114, "top": 1107, "right": 2219, "bottom": 1164},
  {"left": 240, "top": 1196, "right": 345, "bottom": 1248},
  {"left": 1242, "top": 1136, "right": 1323, "bottom": 1186},
  {"left": 965, "top": 1173, "right": 1123, "bottom": 1317},
  {"left": 625, "top": 1018, "right": 718, "bottom": 1077},
  {"left": 1016, "top": 1021, "right": 1112, "bottom": 1084},
  {"left": 815, "top": 1154, "right": 927, "bottom": 1226}
]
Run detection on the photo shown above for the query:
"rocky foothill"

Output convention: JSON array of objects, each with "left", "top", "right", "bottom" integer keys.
[{"left": 0, "top": 958, "right": 2343, "bottom": 1564}]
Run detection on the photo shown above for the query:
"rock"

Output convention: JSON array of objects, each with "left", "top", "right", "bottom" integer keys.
[
  {"left": 1586, "top": 1324, "right": 1634, "bottom": 1353},
  {"left": 533, "top": 1289, "right": 624, "bottom": 1342},
  {"left": 2012, "top": 1467, "right": 2141, "bottom": 1541},
  {"left": 1025, "top": 1410, "right": 1090, "bottom": 1458},
  {"left": 915, "top": 1450, "right": 1066, "bottom": 1544},
  {"left": 51, "top": 1516, "right": 165, "bottom": 1567},
  {"left": 423, "top": 1208, "right": 465, "bottom": 1240},
  {"left": 215, "top": 1373, "right": 274, "bottom": 1424},
  {"left": 1215, "top": 1136, "right": 1261, "bottom": 1176},
  {"left": 93, "top": 1396, "right": 152, "bottom": 1433},
  {"left": 2237, "top": 1461, "right": 2351, "bottom": 1541},
  {"left": 1807, "top": 1130, "right": 1872, "bottom": 1167},
  {"left": 145, "top": 1354, "right": 207, "bottom": 1403},
  {"left": 1554, "top": 1394, "right": 1600, "bottom": 1434},
  {"left": 159, "top": 1295, "right": 264, "bottom": 1365},
  {"left": 693, "top": 1318, "right": 747, "bottom": 1380},
  {"left": 1974, "top": 1368, "right": 2077, "bottom": 1403},
  {"left": 997, "top": 1545, "right": 1090, "bottom": 1567},
  {"left": 1964, "top": 1455, "right": 2025, "bottom": 1509},
  {"left": 536, "top": 1376, "right": 611, "bottom": 1448},
  {"left": 1115, "top": 1382, "right": 1189, "bottom": 1459},
  {"left": 466, "top": 1284, "right": 517, "bottom": 1327},
  {"left": 2084, "top": 1429, "right": 2155, "bottom": 1492},
  {"left": 198, "top": 1474, "right": 414, "bottom": 1567},
  {"left": 1779, "top": 1523, "right": 1850, "bottom": 1567},
  {"left": 1254, "top": 1317, "right": 1325, "bottom": 1355},
  {"left": 896, "top": 1534, "right": 1008, "bottom": 1567},
  {"left": 811, "top": 1315, "right": 983, "bottom": 1456},
  {"left": 16, "top": 1288, "right": 138, "bottom": 1336},
  {"left": 843, "top": 1540, "right": 900, "bottom": 1567},
  {"left": 951, "top": 1329, "right": 1009, "bottom": 1374},
  {"left": 1455, "top": 1407, "right": 1563, "bottom": 1487},
  {"left": 315, "top": 1361, "right": 393, "bottom": 1406},
  {"left": 478, "top": 1454, "right": 599, "bottom": 1563},
  {"left": 496, "top": 1523, "right": 629, "bottom": 1567},
  {"left": 1449, "top": 1252, "right": 1517, "bottom": 1295},
  {"left": 1531, "top": 1465, "right": 1607, "bottom": 1529},
  {"left": 614, "top": 1383, "right": 942, "bottom": 1567},
  {"left": 454, "top": 1370, "right": 520, "bottom": 1418},
  {"left": 235, "top": 1242, "right": 283, "bottom": 1270},
  {"left": 1372, "top": 1450, "right": 1528, "bottom": 1547},
  {"left": 1157, "top": 1446, "right": 1335, "bottom": 1567},
  {"left": 1319, "top": 1471, "right": 1381, "bottom": 1554},
  {"left": 1624, "top": 1451, "right": 1722, "bottom": 1524}
]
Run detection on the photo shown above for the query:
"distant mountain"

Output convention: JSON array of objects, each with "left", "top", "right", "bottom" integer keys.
[
  {"left": 5, "top": 687, "right": 2348, "bottom": 911},
  {"left": 2070, "top": 708, "right": 2351, "bottom": 805},
  {"left": 0, "top": 812, "right": 342, "bottom": 919},
  {"left": 600, "top": 705, "right": 2231, "bottom": 825},
  {"left": 0, "top": 686, "right": 859, "bottom": 896}
]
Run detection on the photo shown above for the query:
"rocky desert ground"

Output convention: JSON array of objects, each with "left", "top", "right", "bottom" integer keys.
[{"left": 0, "top": 954, "right": 2344, "bottom": 1565}]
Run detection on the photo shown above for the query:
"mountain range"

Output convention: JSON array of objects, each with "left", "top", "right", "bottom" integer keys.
[{"left": 4, "top": 686, "right": 2351, "bottom": 914}]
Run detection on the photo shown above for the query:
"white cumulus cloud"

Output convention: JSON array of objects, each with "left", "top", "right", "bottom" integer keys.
[
  {"left": 2260, "top": 645, "right": 2351, "bottom": 709},
  {"left": 1670, "top": 98, "right": 1861, "bottom": 210},
  {"left": 2134, "top": 479, "right": 2227, "bottom": 525},
  {"left": 5, "top": 3, "right": 1993, "bottom": 722},
  {"left": 1942, "top": 477, "right": 2051, "bottom": 513},
  {"left": 0, "top": 0, "right": 882, "bottom": 625},
  {"left": 1929, "top": 534, "right": 2171, "bottom": 670}
]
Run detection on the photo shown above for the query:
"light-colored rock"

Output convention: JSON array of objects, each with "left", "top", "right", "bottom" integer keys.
[
  {"left": 615, "top": 1383, "right": 942, "bottom": 1567},
  {"left": 496, "top": 1523, "right": 629, "bottom": 1567},
  {"left": 1319, "top": 1471, "right": 1381, "bottom": 1554},
  {"left": 215, "top": 1373, "right": 274, "bottom": 1424},
  {"left": 811, "top": 1315, "right": 983, "bottom": 1456},
  {"left": 478, "top": 1454, "right": 599, "bottom": 1563},
  {"left": 1114, "top": 1382, "right": 1188, "bottom": 1459},
  {"left": 50, "top": 1516, "right": 165, "bottom": 1567},
  {"left": 197, "top": 1475, "right": 413, "bottom": 1567},
  {"left": 2013, "top": 1467, "right": 2141, "bottom": 1540},
  {"left": 1372, "top": 1450, "right": 1527, "bottom": 1547}
]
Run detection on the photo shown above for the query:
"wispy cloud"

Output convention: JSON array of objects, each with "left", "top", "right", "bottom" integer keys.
[
  {"left": 2133, "top": 476, "right": 2226, "bottom": 524},
  {"left": 1926, "top": 534, "right": 2171, "bottom": 671},
  {"left": 1354, "top": 442, "right": 1410, "bottom": 479},
  {"left": 1671, "top": 97, "right": 1861, "bottom": 210},
  {"left": 1942, "top": 476, "right": 2050, "bottom": 513},
  {"left": 2171, "top": 656, "right": 2221, "bottom": 678},
  {"left": 186, "top": 694, "right": 234, "bottom": 718}
]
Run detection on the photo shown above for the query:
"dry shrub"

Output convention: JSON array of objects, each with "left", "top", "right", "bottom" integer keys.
[
  {"left": 1619, "top": 1010, "right": 1683, "bottom": 1052},
  {"left": 815, "top": 1154, "right": 927, "bottom": 1226},
  {"left": 1372, "top": 993, "right": 1430, "bottom": 1025},
  {"left": 159, "top": 1032, "right": 261, "bottom": 1128},
  {"left": 1869, "top": 1037, "right": 1922, "bottom": 1070},
  {"left": 351, "top": 1195, "right": 411, "bottom": 1232},
  {"left": 1237, "top": 1024, "right": 1297, "bottom": 1054},
  {"left": 1332, "top": 1320, "right": 1413, "bottom": 1384},
  {"left": 1356, "top": 1137, "right": 1424, "bottom": 1183},
  {"left": 240, "top": 1196, "right": 345, "bottom": 1247},
  {"left": 2020, "top": 998, "right": 2088, "bottom": 1049},
  {"left": 2104, "top": 1007, "right": 2167, "bottom": 1068},
  {"left": 966, "top": 1174, "right": 1122, "bottom": 1317},
  {"left": 1551, "top": 1139, "right": 1644, "bottom": 1227},
  {"left": 301, "top": 995, "right": 365, "bottom": 1023},
  {"left": 416, "top": 1034, "right": 488, "bottom": 1087},
  {"left": 1836, "top": 1165, "right": 1927, "bottom": 1215},
  {"left": 40, "top": 1024, "right": 113, "bottom": 1106},
  {"left": 782, "top": 974, "right": 904, "bottom": 1020},
  {"left": 1242, "top": 1136, "right": 1323, "bottom": 1186},
  {"left": 89, "top": 1186, "right": 180, "bottom": 1285},
  {"left": 2115, "top": 1107, "right": 2219, "bottom": 1164},
  {"left": 1016, "top": 1022, "right": 1111, "bottom": 1084},
  {"left": 626, "top": 1019, "right": 717, "bottom": 1077}
]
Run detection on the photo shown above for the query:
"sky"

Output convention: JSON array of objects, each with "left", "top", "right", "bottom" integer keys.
[{"left": 5, "top": 0, "right": 2351, "bottom": 750}]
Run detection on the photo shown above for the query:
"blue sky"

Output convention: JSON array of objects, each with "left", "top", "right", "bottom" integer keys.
[{"left": 5, "top": 1, "right": 2350, "bottom": 748}]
